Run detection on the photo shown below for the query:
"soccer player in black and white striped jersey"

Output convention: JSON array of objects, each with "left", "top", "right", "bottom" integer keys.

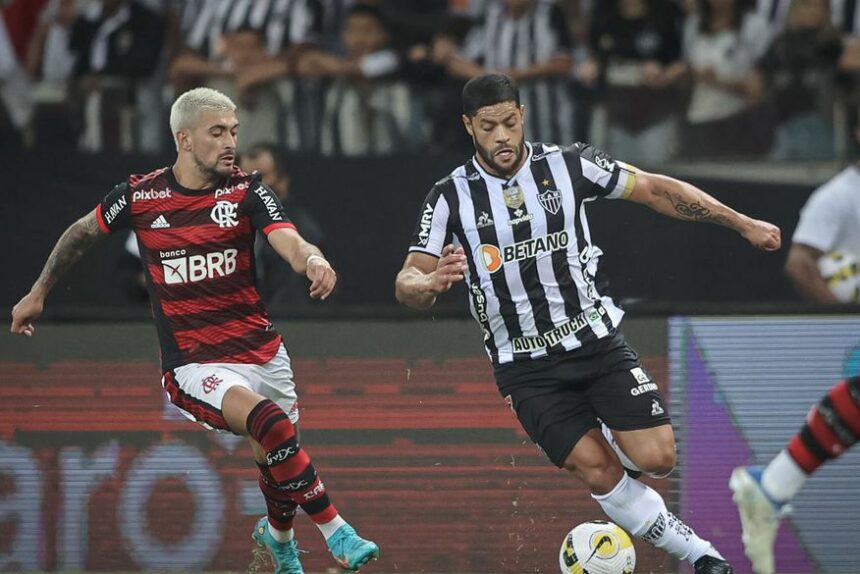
[{"left": 395, "top": 74, "right": 781, "bottom": 574}]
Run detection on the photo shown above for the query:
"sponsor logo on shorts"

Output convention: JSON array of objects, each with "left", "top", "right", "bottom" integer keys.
[
  {"left": 630, "top": 367, "right": 650, "bottom": 384},
  {"left": 201, "top": 374, "right": 222, "bottom": 394},
  {"left": 630, "top": 382, "right": 658, "bottom": 396},
  {"left": 303, "top": 481, "right": 326, "bottom": 500},
  {"left": 651, "top": 399, "right": 665, "bottom": 416},
  {"left": 266, "top": 446, "right": 298, "bottom": 465}
]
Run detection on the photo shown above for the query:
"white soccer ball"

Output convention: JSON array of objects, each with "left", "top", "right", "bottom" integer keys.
[
  {"left": 817, "top": 250, "right": 860, "bottom": 303},
  {"left": 559, "top": 520, "right": 636, "bottom": 574}
]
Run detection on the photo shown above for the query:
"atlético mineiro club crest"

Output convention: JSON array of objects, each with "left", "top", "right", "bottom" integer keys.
[{"left": 538, "top": 189, "right": 562, "bottom": 215}]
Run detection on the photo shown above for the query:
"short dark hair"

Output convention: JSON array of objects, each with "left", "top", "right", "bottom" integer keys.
[
  {"left": 346, "top": 3, "right": 389, "bottom": 32},
  {"left": 462, "top": 74, "right": 520, "bottom": 117}
]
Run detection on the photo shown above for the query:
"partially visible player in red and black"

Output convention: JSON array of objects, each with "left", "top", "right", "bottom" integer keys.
[
  {"left": 731, "top": 375, "right": 860, "bottom": 574},
  {"left": 11, "top": 87, "right": 378, "bottom": 574}
]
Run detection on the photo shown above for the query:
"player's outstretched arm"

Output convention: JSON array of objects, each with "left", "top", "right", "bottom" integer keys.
[
  {"left": 11, "top": 208, "right": 105, "bottom": 336},
  {"left": 267, "top": 226, "right": 336, "bottom": 300},
  {"left": 395, "top": 245, "right": 467, "bottom": 310},
  {"left": 626, "top": 170, "right": 782, "bottom": 251}
]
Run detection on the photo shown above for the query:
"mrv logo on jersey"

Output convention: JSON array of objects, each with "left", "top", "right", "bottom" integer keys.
[
  {"left": 479, "top": 231, "right": 569, "bottom": 273},
  {"left": 161, "top": 248, "right": 237, "bottom": 284}
]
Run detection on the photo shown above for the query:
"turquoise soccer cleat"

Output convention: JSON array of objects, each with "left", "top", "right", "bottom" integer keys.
[
  {"left": 326, "top": 524, "right": 380, "bottom": 572},
  {"left": 251, "top": 516, "right": 305, "bottom": 574}
]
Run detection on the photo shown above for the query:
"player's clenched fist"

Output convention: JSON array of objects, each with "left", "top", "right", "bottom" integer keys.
[
  {"left": 742, "top": 219, "right": 782, "bottom": 252},
  {"left": 11, "top": 292, "right": 44, "bottom": 337}
]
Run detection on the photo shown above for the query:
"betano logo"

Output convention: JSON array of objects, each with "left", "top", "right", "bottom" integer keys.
[
  {"left": 162, "top": 248, "right": 237, "bottom": 284},
  {"left": 479, "top": 231, "right": 569, "bottom": 273}
]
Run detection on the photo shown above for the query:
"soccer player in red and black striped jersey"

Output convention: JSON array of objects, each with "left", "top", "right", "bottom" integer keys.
[{"left": 11, "top": 87, "right": 378, "bottom": 574}]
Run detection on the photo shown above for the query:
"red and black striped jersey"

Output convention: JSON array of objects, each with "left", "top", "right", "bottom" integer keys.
[{"left": 96, "top": 165, "right": 294, "bottom": 371}]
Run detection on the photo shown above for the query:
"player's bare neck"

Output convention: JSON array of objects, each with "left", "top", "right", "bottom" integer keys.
[{"left": 172, "top": 160, "right": 218, "bottom": 191}]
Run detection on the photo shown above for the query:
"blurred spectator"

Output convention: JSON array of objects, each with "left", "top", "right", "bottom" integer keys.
[
  {"left": 450, "top": 0, "right": 578, "bottom": 143},
  {"left": 755, "top": 0, "right": 792, "bottom": 34},
  {"left": 170, "top": 0, "right": 324, "bottom": 151},
  {"left": 0, "top": 10, "right": 33, "bottom": 148},
  {"left": 405, "top": 14, "right": 475, "bottom": 153},
  {"left": 588, "top": 0, "right": 686, "bottom": 165},
  {"left": 753, "top": 0, "right": 842, "bottom": 160},
  {"left": 681, "top": 0, "right": 772, "bottom": 158},
  {"left": 298, "top": 3, "right": 417, "bottom": 155},
  {"left": 68, "top": 0, "right": 164, "bottom": 151},
  {"left": 240, "top": 143, "right": 326, "bottom": 310},
  {"left": 785, "top": 150, "right": 860, "bottom": 301},
  {"left": 25, "top": 0, "right": 79, "bottom": 83}
]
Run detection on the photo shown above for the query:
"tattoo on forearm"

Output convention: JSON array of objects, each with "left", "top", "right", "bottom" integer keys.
[
  {"left": 34, "top": 214, "right": 102, "bottom": 291},
  {"left": 658, "top": 189, "right": 731, "bottom": 226}
]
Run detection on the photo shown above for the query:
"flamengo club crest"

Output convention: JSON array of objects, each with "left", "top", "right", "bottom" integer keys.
[
  {"left": 538, "top": 188, "right": 562, "bottom": 215},
  {"left": 211, "top": 201, "right": 239, "bottom": 228}
]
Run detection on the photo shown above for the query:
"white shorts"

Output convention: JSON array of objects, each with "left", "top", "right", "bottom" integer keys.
[{"left": 162, "top": 344, "right": 299, "bottom": 432}]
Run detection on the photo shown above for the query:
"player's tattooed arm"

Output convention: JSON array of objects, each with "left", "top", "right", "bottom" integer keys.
[
  {"left": 11, "top": 209, "right": 104, "bottom": 336},
  {"left": 655, "top": 188, "right": 732, "bottom": 226},
  {"left": 626, "top": 171, "right": 781, "bottom": 251},
  {"left": 32, "top": 209, "right": 104, "bottom": 296}
]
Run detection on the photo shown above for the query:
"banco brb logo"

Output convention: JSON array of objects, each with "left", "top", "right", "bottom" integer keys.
[{"left": 162, "top": 249, "right": 238, "bottom": 284}]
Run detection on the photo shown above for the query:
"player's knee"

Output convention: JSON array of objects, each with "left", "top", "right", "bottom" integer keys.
[
  {"left": 564, "top": 455, "right": 625, "bottom": 494},
  {"left": 636, "top": 442, "right": 676, "bottom": 478}
]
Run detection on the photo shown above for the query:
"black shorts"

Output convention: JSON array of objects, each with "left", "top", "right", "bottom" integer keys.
[{"left": 494, "top": 331, "right": 671, "bottom": 468}]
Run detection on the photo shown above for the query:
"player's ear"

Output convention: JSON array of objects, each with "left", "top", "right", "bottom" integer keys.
[
  {"left": 177, "top": 129, "right": 192, "bottom": 152},
  {"left": 462, "top": 114, "right": 474, "bottom": 137}
]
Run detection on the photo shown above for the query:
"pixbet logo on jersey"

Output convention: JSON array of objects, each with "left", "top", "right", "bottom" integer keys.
[
  {"left": 479, "top": 231, "right": 569, "bottom": 274},
  {"left": 161, "top": 248, "right": 237, "bottom": 284}
]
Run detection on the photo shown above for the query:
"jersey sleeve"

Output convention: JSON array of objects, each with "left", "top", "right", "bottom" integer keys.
[
  {"left": 408, "top": 185, "right": 451, "bottom": 258},
  {"left": 95, "top": 182, "right": 132, "bottom": 234},
  {"left": 244, "top": 182, "right": 296, "bottom": 235},
  {"left": 568, "top": 142, "right": 638, "bottom": 200},
  {"left": 792, "top": 184, "right": 849, "bottom": 253}
]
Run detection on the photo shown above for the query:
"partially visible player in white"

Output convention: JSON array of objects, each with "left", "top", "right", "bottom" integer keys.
[
  {"left": 784, "top": 161, "right": 860, "bottom": 302},
  {"left": 730, "top": 375, "right": 860, "bottom": 574}
]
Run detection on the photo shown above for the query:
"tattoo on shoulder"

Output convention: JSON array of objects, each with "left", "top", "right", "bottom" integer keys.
[{"left": 658, "top": 189, "right": 730, "bottom": 226}]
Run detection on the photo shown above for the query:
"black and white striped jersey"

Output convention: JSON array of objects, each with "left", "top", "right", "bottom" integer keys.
[
  {"left": 180, "top": 0, "right": 323, "bottom": 58},
  {"left": 408, "top": 142, "right": 637, "bottom": 366}
]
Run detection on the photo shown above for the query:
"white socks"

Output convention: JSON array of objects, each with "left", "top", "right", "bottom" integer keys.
[
  {"left": 762, "top": 449, "right": 808, "bottom": 503},
  {"left": 592, "top": 474, "right": 715, "bottom": 564},
  {"left": 268, "top": 522, "right": 295, "bottom": 543},
  {"left": 317, "top": 514, "right": 347, "bottom": 540}
]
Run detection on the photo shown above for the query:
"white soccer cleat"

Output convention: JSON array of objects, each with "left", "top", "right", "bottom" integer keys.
[{"left": 729, "top": 466, "right": 787, "bottom": 574}]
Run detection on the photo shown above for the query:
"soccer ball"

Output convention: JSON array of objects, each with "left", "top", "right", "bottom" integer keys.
[
  {"left": 818, "top": 250, "right": 860, "bottom": 302},
  {"left": 559, "top": 520, "right": 636, "bottom": 574}
]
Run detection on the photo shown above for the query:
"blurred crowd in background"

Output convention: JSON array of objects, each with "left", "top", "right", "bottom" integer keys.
[{"left": 3, "top": 0, "right": 860, "bottom": 164}]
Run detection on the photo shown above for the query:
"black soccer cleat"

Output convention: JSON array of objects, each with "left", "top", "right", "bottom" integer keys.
[{"left": 694, "top": 555, "right": 734, "bottom": 574}]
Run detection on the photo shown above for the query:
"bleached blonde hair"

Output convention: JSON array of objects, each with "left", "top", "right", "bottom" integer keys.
[{"left": 169, "top": 87, "right": 237, "bottom": 150}]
